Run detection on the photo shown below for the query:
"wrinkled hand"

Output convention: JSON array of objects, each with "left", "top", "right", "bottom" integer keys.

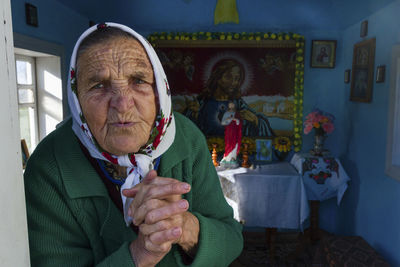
[
  {"left": 239, "top": 109, "right": 258, "bottom": 126},
  {"left": 129, "top": 226, "right": 182, "bottom": 267},
  {"left": 123, "top": 171, "right": 199, "bottom": 266}
]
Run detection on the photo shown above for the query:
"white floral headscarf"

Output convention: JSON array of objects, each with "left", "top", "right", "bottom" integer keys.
[{"left": 67, "top": 22, "right": 175, "bottom": 226}]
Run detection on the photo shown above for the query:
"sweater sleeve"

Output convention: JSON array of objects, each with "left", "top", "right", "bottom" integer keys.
[
  {"left": 24, "top": 140, "right": 135, "bottom": 267},
  {"left": 172, "top": 123, "right": 244, "bottom": 267}
]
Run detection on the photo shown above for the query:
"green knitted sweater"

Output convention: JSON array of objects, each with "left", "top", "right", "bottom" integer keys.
[{"left": 24, "top": 112, "right": 243, "bottom": 267}]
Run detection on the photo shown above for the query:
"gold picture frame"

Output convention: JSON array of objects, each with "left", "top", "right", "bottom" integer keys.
[
  {"left": 310, "top": 40, "right": 337, "bottom": 68},
  {"left": 149, "top": 32, "right": 305, "bottom": 152},
  {"left": 350, "top": 38, "right": 376, "bottom": 102}
]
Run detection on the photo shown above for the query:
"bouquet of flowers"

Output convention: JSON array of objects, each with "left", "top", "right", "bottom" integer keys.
[{"left": 304, "top": 109, "right": 335, "bottom": 136}]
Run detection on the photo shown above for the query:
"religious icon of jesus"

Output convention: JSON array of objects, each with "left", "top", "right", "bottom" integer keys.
[{"left": 220, "top": 102, "right": 242, "bottom": 166}]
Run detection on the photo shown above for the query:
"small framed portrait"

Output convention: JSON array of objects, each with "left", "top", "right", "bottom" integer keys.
[
  {"left": 350, "top": 38, "right": 376, "bottom": 102},
  {"left": 376, "top": 65, "right": 386, "bottom": 83},
  {"left": 344, "top": 69, "right": 351, "bottom": 83},
  {"left": 360, "top": 20, "right": 368, "bottom": 38},
  {"left": 25, "top": 3, "right": 38, "bottom": 27},
  {"left": 255, "top": 139, "right": 272, "bottom": 162},
  {"left": 310, "top": 40, "right": 337, "bottom": 68}
]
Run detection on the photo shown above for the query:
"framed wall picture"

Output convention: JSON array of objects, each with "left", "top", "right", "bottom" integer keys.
[
  {"left": 344, "top": 69, "right": 351, "bottom": 83},
  {"left": 310, "top": 40, "right": 337, "bottom": 68},
  {"left": 350, "top": 38, "right": 376, "bottom": 102},
  {"left": 255, "top": 139, "right": 272, "bottom": 162},
  {"left": 360, "top": 20, "right": 368, "bottom": 38},
  {"left": 376, "top": 65, "right": 386, "bottom": 83},
  {"left": 150, "top": 32, "right": 306, "bottom": 153},
  {"left": 25, "top": 3, "right": 38, "bottom": 27}
]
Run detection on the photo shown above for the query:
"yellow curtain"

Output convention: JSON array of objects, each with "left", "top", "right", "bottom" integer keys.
[{"left": 214, "top": 0, "right": 239, "bottom": 25}]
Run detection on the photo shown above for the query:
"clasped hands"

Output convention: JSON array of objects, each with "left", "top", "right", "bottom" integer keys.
[{"left": 122, "top": 170, "right": 199, "bottom": 267}]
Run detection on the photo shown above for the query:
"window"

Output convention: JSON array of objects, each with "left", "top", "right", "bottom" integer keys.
[
  {"left": 15, "top": 55, "right": 38, "bottom": 153},
  {"left": 386, "top": 45, "right": 400, "bottom": 180},
  {"left": 15, "top": 49, "right": 63, "bottom": 154}
]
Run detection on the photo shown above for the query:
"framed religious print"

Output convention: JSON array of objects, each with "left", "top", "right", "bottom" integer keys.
[
  {"left": 350, "top": 38, "right": 376, "bottom": 102},
  {"left": 149, "top": 32, "right": 306, "bottom": 153},
  {"left": 344, "top": 69, "right": 351, "bottom": 83},
  {"left": 310, "top": 40, "right": 337, "bottom": 68},
  {"left": 376, "top": 65, "right": 386, "bottom": 83},
  {"left": 255, "top": 139, "right": 272, "bottom": 162},
  {"left": 360, "top": 20, "right": 368, "bottom": 38}
]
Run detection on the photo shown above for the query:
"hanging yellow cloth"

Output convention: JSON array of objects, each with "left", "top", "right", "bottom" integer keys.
[{"left": 214, "top": 0, "right": 239, "bottom": 25}]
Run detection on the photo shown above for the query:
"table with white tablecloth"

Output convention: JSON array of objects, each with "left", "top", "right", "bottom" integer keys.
[
  {"left": 217, "top": 162, "right": 310, "bottom": 230},
  {"left": 290, "top": 153, "right": 350, "bottom": 204}
]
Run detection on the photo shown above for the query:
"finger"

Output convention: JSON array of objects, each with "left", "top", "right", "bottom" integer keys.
[
  {"left": 128, "top": 182, "right": 187, "bottom": 220},
  {"left": 132, "top": 198, "right": 165, "bottom": 226},
  {"left": 139, "top": 220, "right": 171, "bottom": 236},
  {"left": 145, "top": 199, "right": 188, "bottom": 225},
  {"left": 148, "top": 227, "right": 182, "bottom": 246},
  {"left": 144, "top": 238, "right": 172, "bottom": 254},
  {"left": 143, "top": 182, "right": 190, "bottom": 203},
  {"left": 122, "top": 187, "right": 139, "bottom": 198},
  {"left": 122, "top": 173, "right": 179, "bottom": 198},
  {"left": 142, "top": 170, "right": 158, "bottom": 185},
  {"left": 144, "top": 175, "right": 181, "bottom": 186}
]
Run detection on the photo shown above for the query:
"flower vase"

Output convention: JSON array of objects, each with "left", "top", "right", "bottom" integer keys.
[
  {"left": 313, "top": 133, "right": 325, "bottom": 156},
  {"left": 274, "top": 150, "right": 288, "bottom": 161}
]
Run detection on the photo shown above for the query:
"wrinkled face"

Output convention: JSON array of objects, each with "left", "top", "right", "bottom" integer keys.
[
  {"left": 77, "top": 37, "right": 156, "bottom": 155},
  {"left": 218, "top": 66, "right": 241, "bottom": 96}
]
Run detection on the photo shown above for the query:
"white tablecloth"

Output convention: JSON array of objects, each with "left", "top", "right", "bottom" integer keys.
[
  {"left": 217, "top": 162, "right": 309, "bottom": 230},
  {"left": 290, "top": 153, "right": 350, "bottom": 205}
]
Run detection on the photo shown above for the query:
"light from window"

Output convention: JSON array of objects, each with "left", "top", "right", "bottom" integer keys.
[
  {"left": 44, "top": 70, "right": 62, "bottom": 100},
  {"left": 390, "top": 59, "right": 400, "bottom": 167},
  {"left": 45, "top": 114, "right": 59, "bottom": 137},
  {"left": 386, "top": 45, "right": 400, "bottom": 180},
  {"left": 19, "top": 106, "right": 37, "bottom": 153}
]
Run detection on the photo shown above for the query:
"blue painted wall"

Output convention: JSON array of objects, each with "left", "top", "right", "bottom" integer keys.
[
  {"left": 337, "top": 1, "right": 400, "bottom": 265},
  {"left": 10, "top": 0, "right": 400, "bottom": 265},
  {"left": 11, "top": 0, "right": 89, "bottom": 65}
]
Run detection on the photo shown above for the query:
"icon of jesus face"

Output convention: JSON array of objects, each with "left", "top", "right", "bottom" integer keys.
[{"left": 218, "top": 65, "right": 241, "bottom": 97}]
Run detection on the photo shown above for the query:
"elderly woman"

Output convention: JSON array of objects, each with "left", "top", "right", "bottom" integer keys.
[{"left": 24, "top": 23, "right": 243, "bottom": 267}]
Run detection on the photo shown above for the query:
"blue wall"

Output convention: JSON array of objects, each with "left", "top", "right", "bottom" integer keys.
[
  {"left": 10, "top": 0, "right": 400, "bottom": 265},
  {"left": 11, "top": 0, "right": 89, "bottom": 66},
  {"left": 338, "top": 1, "right": 400, "bottom": 265}
]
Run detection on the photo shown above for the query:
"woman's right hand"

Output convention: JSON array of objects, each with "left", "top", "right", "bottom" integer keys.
[{"left": 129, "top": 226, "right": 182, "bottom": 267}]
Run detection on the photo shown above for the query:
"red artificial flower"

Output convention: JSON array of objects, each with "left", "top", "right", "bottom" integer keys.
[
  {"left": 70, "top": 69, "right": 75, "bottom": 79},
  {"left": 102, "top": 152, "right": 118, "bottom": 164}
]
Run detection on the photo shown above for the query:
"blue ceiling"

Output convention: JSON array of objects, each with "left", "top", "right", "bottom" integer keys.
[{"left": 55, "top": 0, "right": 396, "bottom": 31}]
